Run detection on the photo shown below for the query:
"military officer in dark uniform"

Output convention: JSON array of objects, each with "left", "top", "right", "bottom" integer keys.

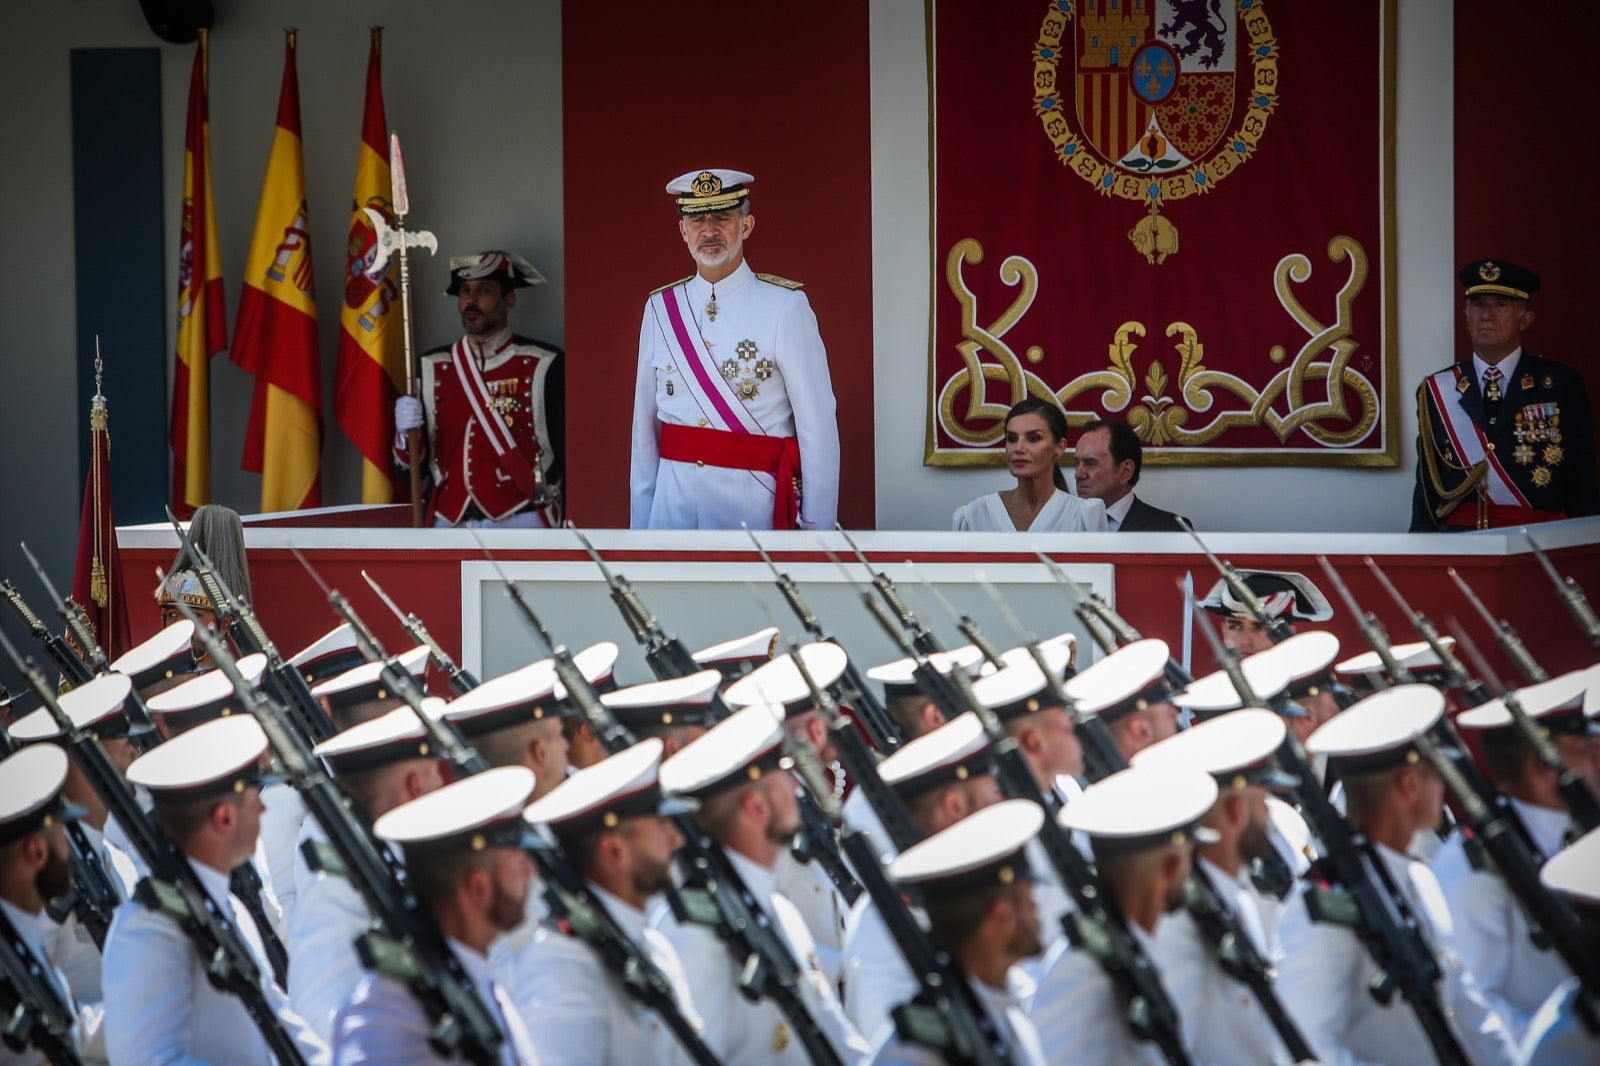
[{"left": 1411, "top": 259, "right": 1598, "bottom": 531}]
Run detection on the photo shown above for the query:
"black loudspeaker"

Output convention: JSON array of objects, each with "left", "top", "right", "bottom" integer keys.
[{"left": 138, "top": 0, "right": 214, "bottom": 44}]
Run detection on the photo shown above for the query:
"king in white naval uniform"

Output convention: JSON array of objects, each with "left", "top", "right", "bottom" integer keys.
[{"left": 631, "top": 168, "right": 839, "bottom": 531}]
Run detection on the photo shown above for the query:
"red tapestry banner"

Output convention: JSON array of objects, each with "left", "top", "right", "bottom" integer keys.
[{"left": 928, "top": 0, "right": 1396, "bottom": 467}]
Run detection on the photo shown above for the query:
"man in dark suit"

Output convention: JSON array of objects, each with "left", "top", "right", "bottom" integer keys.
[
  {"left": 1411, "top": 259, "right": 1598, "bottom": 531},
  {"left": 1074, "top": 418, "right": 1189, "bottom": 532}
]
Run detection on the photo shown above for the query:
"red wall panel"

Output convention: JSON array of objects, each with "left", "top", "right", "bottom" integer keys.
[
  {"left": 561, "top": 4, "right": 876, "bottom": 529},
  {"left": 1455, "top": 1, "right": 1600, "bottom": 474}
]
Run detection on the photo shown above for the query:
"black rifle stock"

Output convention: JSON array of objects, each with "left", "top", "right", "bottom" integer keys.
[
  {"left": 0, "top": 905, "right": 86, "bottom": 1065},
  {"left": 0, "top": 628, "right": 310, "bottom": 1066},
  {"left": 1, "top": 579, "right": 93, "bottom": 686},
  {"left": 570, "top": 525, "right": 701, "bottom": 678},
  {"left": 837, "top": 526, "right": 946, "bottom": 657},
  {"left": 1525, "top": 527, "right": 1600, "bottom": 646},
  {"left": 362, "top": 570, "right": 480, "bottom": 694},
  {"left": 746, "top": 526, "right": 903, "bottom": 753}
]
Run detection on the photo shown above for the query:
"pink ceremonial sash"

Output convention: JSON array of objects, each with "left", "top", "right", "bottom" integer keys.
[
  {"left": 449, "top": 338, "right": 542, "bottom": 499},
  {"left": 1425, "top": 369, "right": 1530, "bottom": 508},
  {"left": 650, "top": 286, "right": 764, "bottom": 435}
]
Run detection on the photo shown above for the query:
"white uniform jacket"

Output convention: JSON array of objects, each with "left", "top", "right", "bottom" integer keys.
[
  {"left": 1275, "top": 843, "right": 1518, "bottom": 1066},
  {"left": 1518, "top": 978, "right": 1600, "bottom": 1066},
  {"left": 650, "top": 848, "right": 869, "bottom": 1064},
  {"left": 630, "top": 260, "right": 839, "bottom": 530},
  {"left": 506, "top": 883, "right": 704, "bottom": 1065},
  {"left": 102, "top": 858, "right": 329, "bottom": 1065},
  {"left": 1027, "top": 920, "right": 1169, "bottom": 1066}
]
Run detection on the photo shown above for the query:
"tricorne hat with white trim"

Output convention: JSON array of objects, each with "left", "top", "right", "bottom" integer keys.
[{"left": 1199, "top": 570, "right": 1332, "bottom": 623}]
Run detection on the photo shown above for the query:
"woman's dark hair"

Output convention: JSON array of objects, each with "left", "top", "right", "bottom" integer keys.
[{"left": 1005, "top": 397, "right": 1070, "bottom": 491}]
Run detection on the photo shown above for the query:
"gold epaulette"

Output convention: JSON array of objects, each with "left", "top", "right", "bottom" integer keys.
[
  {"left": 648, "top": 276, "right": 694, "bottom": 297},
  {"left": 756, "top": 273, "right": 804, "bottom": 290}
]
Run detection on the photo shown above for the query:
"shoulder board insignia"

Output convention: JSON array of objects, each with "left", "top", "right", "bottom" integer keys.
[
  {"left": 648, "top": 276, "right": 694, "bottom": 298},
  {"left": 755, "top": 273, "right": 804, "bottom": 290},
  {"left": 1458, "top": 375, "right": 1471, "bottom": 394}
]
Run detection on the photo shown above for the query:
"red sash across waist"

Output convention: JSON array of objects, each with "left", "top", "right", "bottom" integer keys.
[
  {"left": 1444, "top": 500, "right": 1565, "bottom": 530},
  {"left": 659, "top": 422, "right": 802, "bottom": 529}
]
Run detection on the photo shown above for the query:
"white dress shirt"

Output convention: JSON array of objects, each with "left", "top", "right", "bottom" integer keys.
[
  {"left": 774, "top": 845, "right": 846, "bottom": 985},
  {"left": 651, "top": 847, "right": 869, "bottom": 1064},
  {"left": 102, "top": 857, "right": 329, "bottom": 1065},
  {"left": 1103, "top": 492, "right": 1136, "bottom": 532},
  {"left": 1430, "top": 798, "right": 1574, "bottom": 1044},
  {"left": 1275, "top": 842, "right": 1518, "bottom": 1066},
  {"left": 1152, "top": 895, "right": 1289, "bottom": 1065},
  {"left": 260, "top": 781, "right": 311, "bottom": 921},
  {"left": 287, "top": 819, "right": 380, "bottom": 1046},
  {"left": 507, "top": 883, "right": 704, "bottom": 1065}
]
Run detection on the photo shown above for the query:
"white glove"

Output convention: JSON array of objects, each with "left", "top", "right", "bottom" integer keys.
[{"left": 394, "top": 396, "right": 424, "bottom": 433}]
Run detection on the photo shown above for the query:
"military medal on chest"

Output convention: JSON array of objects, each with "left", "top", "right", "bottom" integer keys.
[
  {"left": 1514, "top": 401, "right": 1563, "bottom": 484},
  {"left": 720, "top": 338, "right": 775, "bottom": 399},
  {"left": 487, "top": 377, "right": 525, "bottom": 427}
]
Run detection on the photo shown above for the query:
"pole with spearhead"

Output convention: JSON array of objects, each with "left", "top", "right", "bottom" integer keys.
[{"left": 365, "top": 133, "right": 437, "bottom": 526}]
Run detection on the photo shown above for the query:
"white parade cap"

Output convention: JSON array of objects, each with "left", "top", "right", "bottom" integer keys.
[
  {"left": 1306, "top": 684, "right": 1445, "bottom": 772},
  {"left": 375, "top": 766, "right": 536, "bottom": 854},
  {"left": 970, "top": 644, "right": 1073, "bottom": 721},
  {"left": 145, "top": 654, "right": 267, "bottom": 733},
  {"left": 524, "top": 738, "right": 695, "bottom": 838},
  {"left": 1336, "top": 639, "right": 1454, "bottom": 681},
  {"left": 1059, "top": 766, "right": 1220, "bottom": 853},
  {"left": 311, "top": 645, "right": 430, "bottom": 713},
  {"left": 0, "top": 746, "right": 75, "bottom": 845},
  {"left": 601, "top": 669, "right": 724, "bottom": 729},
  {"left": 996, "top": 632, "right": 1077, "bottom": 673},
  {"left": 867, "top": 646, "right": 985, "bottom": 695},
  {"left": 313, "top": 702, "right": 444, "bottom": 773},
  {"left": 888, "top": 798, "right": 1044, "bottom": 899},
  {"left": 553, "top": 641, "right": 621, "bottom": 700},
  {"left": 1174, "top": 654, "right": 1299, "bottom": 718},
  {"left": 724, "top": 642, "right": 848, "bottom": 718},
  {"left": 1541, "top": 825, "right": 1600, "bottom": 906},
  {"left": 443, "top": 659, "right": 564, "bottom": 735},
  {"left": 659, "top": 703, "right": 791, "bottom": 800},
  {"left": 1131, "top": 708, "right": 1297, "bottom": 790},
  {"left": 666, "top": 169, "right": 754, "bottom": 214},
  {"left": 109, "top": 620, "right": 196, "bottom": 689},
  {"left": 1245, "top": 631, "right": 1343, "bottom": 700},
  {"left": 11, "top": 672, "right": 138, "bottom": 743},
  {"left": 1062, "top": 638, "right": 1174, "bottom": 720},
  {"left": 877, "top": 712, "right": 995, "bottom": 798},
  {"left": 692, "top": 627, "right": 779, "bottom": 681},
  {"left": 128, "top": 715, "right": 271, "bottom": 800},
  {"left": 1457, "top": 668, "right": 1596, "bottom": 734},
  {"left": 288, "top": 623, "right": 366, "bottom": 684}
]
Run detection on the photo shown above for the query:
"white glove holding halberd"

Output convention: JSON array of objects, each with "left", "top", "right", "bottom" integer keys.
[{"left": 394, "top": 396, "right": 424, "bottom": 433}]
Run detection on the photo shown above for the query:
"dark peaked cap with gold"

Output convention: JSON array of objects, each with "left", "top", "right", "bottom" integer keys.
[
  {"left": 1460, "top": 258, "right": 1540, "bottom": 301},
  {"left": 667, "top": 169, "right": 754, "bottom": 215}
]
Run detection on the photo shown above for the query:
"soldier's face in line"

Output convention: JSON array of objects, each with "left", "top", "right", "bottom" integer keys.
[
  {"left": 761, "top": 770, "right": 802, "bottom": 845},
  {"left": 458, "top": 279, "right": 513, "bottom": 339},
  {"left": 1223, "top": 616, "right": 1275, "bottom": 657},
  {"left": 623, "top": 815, "right": 684, "bottom": 899},
  {"left": 487, "top": 847, "right": 533, "bottom": 933},
  {"left": 1557, "top": 732, "right": 1600, "bottom": 796},
  {"left": 680, "top": 209, "right": 753, "bottom": 270},
  {"left": 1464, "top": 294, "right": 1533, "bottom": 362}
]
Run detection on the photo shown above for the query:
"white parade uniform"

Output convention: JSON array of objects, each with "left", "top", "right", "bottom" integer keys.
[
  {"left": 332, "top": 936, "right": 539, "bottom": 1065},
  {"left": 45, "top": 822, "right": 139, "bottom": 1007},
  {"left": 1431, "top": 798, "right": 1574, "bottom": 1045},
  {"left": 102, "top": 858, "right": 329, "bottom": 1065},
  {"left": 260, "top": 781, "right": 311, "bottom": 920},
  {"left": 631, "top": 260, "right": 839, "bottom": 530},
  {"left": 1275, "top": 843, "right": 1518, "bottom": 1066},
  {"left": 775, "top": 846, "right": 846, "bottom": 986},
  {"left": 1027, "top": 921, "right": 1169, "bottom": 1066},
  {"left": 287, "top": 819, "right": 377, "bottom": 1046},
  {"left": 868, "top": 978, "right": 1048, "bottom": 1066},
  {"left": 505, "top": 883, "right": 704, "bottom": 1065},
  {"left": 651, "top": 848, "right": 869, "bottom": 1064},
  {"left": 842, "top": 893, "right": 919, "bottom": 1046},
  {"left": 0, "top": 898, "right": 100, "bottom": 1066},
  {"left": 1518, "top": 978, "right": 1600, "bottom": 1065}
]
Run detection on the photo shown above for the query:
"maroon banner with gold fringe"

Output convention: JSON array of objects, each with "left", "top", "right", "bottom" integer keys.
[{"left": 928, "top": 0, "right": 1396, "bottom": 468}]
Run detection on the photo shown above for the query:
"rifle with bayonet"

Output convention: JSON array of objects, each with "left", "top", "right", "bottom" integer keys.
[
  {"left": 363, "top": 570, "right": 480, "bottom": 694},
  {"left": 1036, "top": 550, "right": 1193, "bottom": 690},
  {"left": 1, "top": 578, "right": 94, "bottom": 687},
  {"left": 777, "top": 629, "right": 1015, "bottom": 1065},
  {"left": 837, "top": 526, "right": 947, "bottom": 657},
  {"left": 167, "top": 509, "right": 333, "bottom": 745},
  {"left": 170, "top": 591, "right": 510, "bottom": 1065},
  {"left": 0, "top": 902, "right": 86, "bottom": 1065},
  {"left": 843, "top": 558, "right": 1194, "bottom": 1066},
  {"left": 1179, "top": 519, "right": 1296, "bottom": 644},
  {"left": 1525, "top": 527, "right": 1600, "bottom": 646},
  {"left": 1364, "top": 558, "right": 1493, "bottom": 708},
  {"left": 1316, "top": 555, "right": 1406, "bottom": 690},
  {"left": 904, "top": 563, "right": 1005, "bottom": 672},
  {"left": 20, "top": 542, "right": 107, "bottom": 680},
  {"left": 745, "top": 526, "right": 903, "bottom": 752},
  {"left": 1447, "top": 566, "right": 1549, "bottom": 685},
  {"left": 0, "top": 634, "right": 312, "bottom": 1066}
]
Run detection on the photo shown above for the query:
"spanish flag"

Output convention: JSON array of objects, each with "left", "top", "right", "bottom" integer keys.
[
  {"left": 233, "top": 29, "right": 322, "bottom": 512},
  {"left": 169, "top": 31, "right": 226, "bottom": 519},
  {"left": 334, "top": 27, "right": 404, "bottom": 503}
]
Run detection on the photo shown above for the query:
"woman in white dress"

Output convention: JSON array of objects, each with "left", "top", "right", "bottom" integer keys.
[{"left": 952, "top": 398, "right": 1108, "bottom": 532}]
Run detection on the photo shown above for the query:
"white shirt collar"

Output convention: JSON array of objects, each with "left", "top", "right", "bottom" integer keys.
[
  {"left": 188, "top": 856, "right": 235, "bottom": 907},
  {"left": 464, "top": 325, "right": 516, "bottom": 363},
  {"left": 1510, "top": 797, "right": 1572, "bottom": 859},
  {"left": 1103, "top": 491, "right": 1135, "bottom": 530},
  {"left": 0, "top": 897, "right": 49, "bottom": 955},
  {"left": 1472, "top": 347, "right": 1522, "bottom": 390},
  {"left": 588, "top": 881, "right": 650, "bottom": 940},
  {"left": 687, "top": 259, "right": 755, "bottom": 302}
]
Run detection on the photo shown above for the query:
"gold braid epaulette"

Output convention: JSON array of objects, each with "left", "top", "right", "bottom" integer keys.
[
  {"left": 1416, "top": 379, "right": 1487, "bottom": 524},
  {"left": 647, "top": 277, "right": 694, "bottom": 298},
  {"left": 755, "top": 273, "right": 804, "bottom": 290}
]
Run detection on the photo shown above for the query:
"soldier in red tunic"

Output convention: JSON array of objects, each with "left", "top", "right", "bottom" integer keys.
[{"left": 394, "top": 250, "right": 565, "bottom": 527}]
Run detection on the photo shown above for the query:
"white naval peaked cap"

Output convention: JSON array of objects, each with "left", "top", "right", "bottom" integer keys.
[
  {"left": 443, "top": 658, "right": 565, "bottom": 735},
  {"left": 691, "top": 627, "right": 779, "bottom": 681},
  {"left": 666, "top": 169, "right": 754, "bottom": 215},
  {"left": 1062, "top": 638, "right": 1175, "bottom": 720},
  {"left": 1582, "top": 661, "right": 1600, "bottom": 717},
  {"left": 1336, "top": 639, "right": 1454, "bottom": 682},
  {"left": 1174, "top": 654, "right": 1301, "bottom": 718},
  {"left": 108, "top": 620, "right": 196, "bottom": 690},
  {"left": 288, "top": 623, "right": 366, "bottom": 685},
  {"left": 724, "top": 641, "right": 849, "bottom": 719},
  {"left": 1457, "top": 667, "right": 1597, "bottom": 734},
  {"left": 658, "top": 703, "right": 792, "bottom": 800},
  {"left": 128, "top": 715, "right": 270, "bottom": 800},
  {"left": 145, "top": 653, "right": 268, "bottom": 734},
  {"left": 1245, "top": 631, "right": 1343, "bottom": 700},
  {"left": 1131, "top": 709, "right": 1298, "bottom": 790},
  {"left": 313, "top": 702, "right": 444, "bottom": 774},
  {"left": 1198, "top": 570, "right": 1333, "bottom": 623},
  {"left": 553, "top": 641, "right": 621, "bottom": 699},
  {"left": 10, "top": 672, "right": 137, "bottom": 743},
  {"left": 888, "top": 799, "right": 1044, "bottom": 899},
  {"left": 969, "top": 644, "right": 1074, "bottom": 721},
  {"left": 1306, "top": 684, "right": 1445, "bottom": 773},
  {"left": 1541, "top": 825, "right": 1600, "bottom": 906},
  {"left": 524, "top": 738, "right": 696, "bottom": 838},
  {"left": 0, "top": 746, "right": 73, "bottom": 845},
  {"left": 1059, "top": 766, "right": 1221, "bottom": 853},
  {"left": 374, "top": 766, "right": 535, "bottom": 854},
  {"left": 601, "top": 669, "right": 724, "bottom": 728},
  {"left": 867, "top": 645, "right": 985, "bottom": 695},
  {"left": 877, "top": 712, "right": 994, "bottom": 799},
  {"left": 995, "top": 632, "right": 1077, "bottom": 674},
  {"left": 311, "top": 645, "right": 431, "bottom": 714}
]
